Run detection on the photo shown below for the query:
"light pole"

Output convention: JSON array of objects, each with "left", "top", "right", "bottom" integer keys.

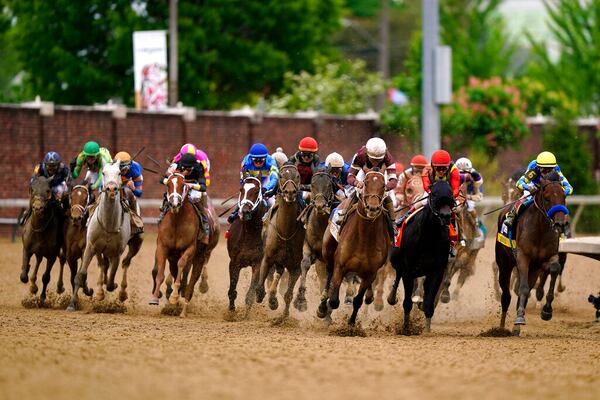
[
  {"left": 169, "top": 0, "right": 178, "bottom": 106},
  {"left": 421, "top": 0, "right": 440, "bottom": 158}
]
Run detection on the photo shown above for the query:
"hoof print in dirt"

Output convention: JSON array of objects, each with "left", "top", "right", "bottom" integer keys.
[
  {"left": 478, "top": 327, "right": 512, "bottom": 337},
  {"left": 161, "top": 303, "right": 182, "bottom": 316},
  {"left": 330, "top": 324, "right": 367, "bottom": 337}
]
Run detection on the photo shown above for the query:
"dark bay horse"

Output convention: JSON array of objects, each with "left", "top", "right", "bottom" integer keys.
[
  {"left": 227, "top": 176, "right": 267, "bottom": 313},
  {"left": 255, "top": 164, "right": 306, "bottom": 321},
  {"left": 388, "top": 180, "right": 454, "bottom": 334},
  {"left": 318, "top": 169, "right": 389, "bottom": 326},
  {"left": 496, "top": 171, "right": 568, "bottom": 335},
  {"left": 295, "top": 170, "right": 335, "bottom": 312},
  {"left": 20, "top": 176, "right": 63, "bottom": 306}
]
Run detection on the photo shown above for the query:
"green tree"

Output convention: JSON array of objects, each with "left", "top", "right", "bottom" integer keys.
[{"left": 527, "top": 0, "right": 600, "bottom": 114}]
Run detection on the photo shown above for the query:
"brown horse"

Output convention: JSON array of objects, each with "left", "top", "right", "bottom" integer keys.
[
  {"left": 20, "top": 176, "right": 63, "bottom": 306},
  {"left": 496, "top": 171, "right": 568, "bottom": 335},
  {"left": 318, "top": 169, "right": 389, "bottom": 326},
  {"left": 255, "top": 164, "right": 305, "bottom": 321},
  {"left": 227, "top": 176, "right": 267, "bottom": 313},
  {"left": 295, "top": 171, "right": 335, "bottom": 312}
]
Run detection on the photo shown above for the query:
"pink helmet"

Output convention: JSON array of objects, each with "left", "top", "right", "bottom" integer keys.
[{"left": 179, "top": 143, "right": 197, "bottom": 157}]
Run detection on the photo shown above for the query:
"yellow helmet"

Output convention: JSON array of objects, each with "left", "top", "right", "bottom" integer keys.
[
  {"left": 536, "top": 151, "right": 556, "bottom": 168},
  {"left": 114, "top": 151, "right": 132, "bottom": 162}
]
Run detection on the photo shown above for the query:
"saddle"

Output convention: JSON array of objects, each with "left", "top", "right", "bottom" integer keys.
[
  {"left": 498, "top": 200, "right": 534, "bottom": 250},
  {"left": 394, "top": 207, "right": 424, "bottom": 247}
]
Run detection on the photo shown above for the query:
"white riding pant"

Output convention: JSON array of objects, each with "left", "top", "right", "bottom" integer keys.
[
  {"left": 189, "top": 189, "right": 205, "bottom": 203},
  {"left": 466, "top": 199, "right": 476, "bottom": 212},
  {"left": 84, "top": 170, "right": 99, "bottom": 186},
  {"left": 52, "top": 181, "right": 68, "bottom": 199}
]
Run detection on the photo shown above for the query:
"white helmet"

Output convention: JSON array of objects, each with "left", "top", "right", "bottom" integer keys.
[
  {"left": 325, "top": 152, "right": 345, "bottom": 168},
  {"left": 455, "top": 157, "right": 473, "bottom": 172},
  {"left": 366, "top": 137, "right": 387, "bottom": 159},
  {"left": 271, "top": 151, "right": 288, "bottom": 167}
]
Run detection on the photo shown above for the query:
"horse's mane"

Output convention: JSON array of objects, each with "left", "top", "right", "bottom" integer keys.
[
  {"left": 544, "top": 171, "right": 560, "bottom": 182},
  {"left": 30, "top": 176, "right": 49, "bottom": 193},
  {"left": 511, "top": 168, "right": 526, "bottom": 181},
  {"left": 430, "top": 180, "right": 454, "bottom": 208},
  {"left": 370, "top": 167, "right": 381, "bottom": 173}
]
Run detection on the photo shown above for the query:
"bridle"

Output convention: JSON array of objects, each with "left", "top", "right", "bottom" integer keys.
[
  {"left": 238, "top": 176, "right": 263, "bottom": 213},
  {"left": 166, "top": 173, "right": 189, "bottom": 207},
  {"left": 356, "top": 171, "right": 386, "bottom": 220},
  {"left": 70, "top": 185, "right": 90, "bottom": 220},
  {"left": 533, "top": 180, "right": 569, "bottom": 231},
  {"left": 427, "top": 182, "right": 454, "bottom": 226},
  {"left": 279, "top": 165, "right": 299, "bottom": 203},
  {"left": 310, "top": 172, "right": 334, "bottom": 214}
]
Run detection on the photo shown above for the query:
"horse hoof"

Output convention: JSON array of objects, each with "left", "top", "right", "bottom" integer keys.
[
  {"left": 148, "top": 297, "right": 159, "bottom": 306},
  {"left": 66, "top": 305, "right": 76, "bottom": 312},
  {"left": 374, "top": 302, "right": 384, "bottom": 312},
  {"left": 328, "top": 298, "right": 340, "bottom": 310},
  {"left": 344, "top": 296, "right": 353, "bottom": 305},
  {"left": 169, "top": 297, "right": 179, "bottom": 306},
  {"left": 256, "top": 288, "right": 266, "bottom": 303},
  {"left": 511, "top": 327, "right": 521, "bottom": 336},
  {"left": 20, "top": 272, "right": 28, "bottom": 284},
  {"left": 29, "top": 285, "right": 38, "bottom": 295},
  {"left": 119, "top": 291, "right": 128, "bottom": 302},
  {"left": 557, "top": 284, "right": 566, "bottom": 293},
  {"left": 440, "top": 291, "right": 450, "bottom": 304},
  {"left": 83, "top": 287, "right": 94, "bottom": 297},
  {"left": 106, "top": 283, "right": 118, "bottom": 292},
  {"left": 293, "top": 298, "right": 307, "bottom": 312},
  {"left": 268, "top": 295, "right": 279, "bottom": 310},
  {"left": 387, "top": 295, "right": 397, "bottom": 306},
  {"left": 411, "top": 295, "right": 422, "bottom": 304},
  {"left": 364, "top": 296, "right": 374, "bottom": 305},
  {"left": 199, "top": 280, "right": 209, "bottom": 294},
  {"left": 57, "top": 285, "right": 65, "bottom": 294},
  {"left": 541, "top": 307, "right": 553, "bottom": 321},
  {"left": 417, "top": 302, "right": 424, "bottom": 311},
  {"left": 95, "top": 293, "right": 105, "bottom": 302},
  {"left": 316, "top": 303, "right": 328, "bottom": 319},
  {"left": 514, "top": 316, "right": 526, "bottom": 325}
]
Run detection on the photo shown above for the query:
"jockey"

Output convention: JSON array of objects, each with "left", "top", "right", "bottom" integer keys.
[
  {"left": 287, "top": 136, "right": 320, "bottom": 187},
  {"left": 504, "top": 151, "right": 573, "bottom": 231},
  {"left": 114, "top": 151, "right": 144, "bottom": 235},
  {"left": 21, "top": 151, "right": 70, "bottom": 225},
  {"left": 170, "top": 143, "right": 211, "bottom": 187},
  {"left": 395, "top": 154, "right": 427, "bottom": 209},
  {"left": 167, "top": 153, "right": 210, "bottom": 244},
  {"left": 271, "top": 147, "right": 289, "bottom": 169},
  {"left": 422, "top": 150, "right": 461, "bottom": 198},
  {"left": 456, "top": 156, "right": 485, "bottom": 239},
  {"left": 340, "top": 137, "right": 398, "bottom": 241},
  {"left": 322, "top": 152, "right": 351, "bottom": 201},
  {"left": 227, "top": 143, "right": 279, "bottom": 224},
  {"left": 71, "top": 141, "right": 112, "bottom": 191}
]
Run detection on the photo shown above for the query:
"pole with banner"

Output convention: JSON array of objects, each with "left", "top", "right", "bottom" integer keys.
[{"left": 133, "top": 30, "right": 168, "bottom": 111}]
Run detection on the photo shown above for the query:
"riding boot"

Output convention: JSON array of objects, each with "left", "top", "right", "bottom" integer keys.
[
  {"left": 227, "top": 205, "right": 239, "bottom": 224},
  {"left": 384, "top": 196, "right": 396, "bottom": 242},
  {"left": 503, "top": 206, "right": 517, "bottom": 230},
  {"left": 191, "top": 201, "right": 209, "bottom": 245},
  {"left": 337, "top": 191, "right": 358, "bottom": 227}
]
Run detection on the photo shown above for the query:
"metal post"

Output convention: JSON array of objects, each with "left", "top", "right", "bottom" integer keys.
[
  {"left": 421, "top": 0, "right": 440, "bottom": 158},
  {"left": 169, "top": 0, "right": 178, "bottom": 106},
  {"left": 376, "top": 0, "right": 390, "bottom": 111}
]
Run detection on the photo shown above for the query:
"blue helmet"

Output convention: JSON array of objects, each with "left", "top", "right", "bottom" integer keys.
[
  {"left": 43, "top": 151, "right": 61, "bottom": 165},
  {"left": 249, "top": 143, "right": 268, "bottom": 159}
]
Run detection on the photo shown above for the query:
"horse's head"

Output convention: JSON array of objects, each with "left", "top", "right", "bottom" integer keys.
[
  {"left": 428, "top": 180, "right": 454, "bottom": 225},
  {"left": 360, "top": 168, "right": 386, "bottom": 219},
  {"left": 69, "top": 185, "right": 90, "bottom": 222},
  {"left": 238, "top": 176, "right": 262, "bottom": 220},
  {"left": 166, "top": 173, "right": 188, "bottom": 213},
  {"left": 538, "top": 171, "right": 568, "bottom": 234},
  {"left": 278, "top": 164, "right": 300, "bottom": 203},
  {"left": 102, "top": 162, "right": 121, "bottom": 200},
  {"left": 29, "top": 176, "right": 51, "bottom": 215},
  {"left": 310, "top": 170, "right": 334, "bottom": 214}
]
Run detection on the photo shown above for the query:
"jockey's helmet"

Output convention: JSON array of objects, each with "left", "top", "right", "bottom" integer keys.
[
  {"left": 271, "top": 151, "right": 288, "bottom": 167},
  {"left": 249, "top": 143, "right": 269, "bottom": 159},
  {"left": 298, "top": 137, "right": 318, "bottom": 153},
  {"left": 82, "top": 141, "right": 100, "bottom": 156},
  {"left": 115, "top": 151, "right": 132, "bottom": 172},
  {"left": 43, "top": 151, "right": 61, "bottom": 166},
  {"left": 431, "top": 150, "right": 451, "bottom": 167},
  {"left": 325, "top": 152, "right": 344, "bottom": 168},
  {"left": 180, "top": 153, "right": 196, "bottom": 169},
  {"left": 455, "top": 157, "right": 473, "bottom": 172},
  {"left": 179, "top": 143, "right": 197, "bottom": 157},
  {"left": 410, "top": 154, "right": 428, "bottom": 168},
  {"left": 366, "top": 137, "right": 387, "bottom": 159},
  {"left": 536, "top": 151, "right": 557, "bottom": 168}
]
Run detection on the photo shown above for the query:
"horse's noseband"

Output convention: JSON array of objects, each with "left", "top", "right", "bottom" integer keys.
[{"left": 239, "top": 177, "right": 263, "bottom": 215}]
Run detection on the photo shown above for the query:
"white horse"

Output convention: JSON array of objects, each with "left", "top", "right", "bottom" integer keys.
[{"left": 67, "top": 162, "right": 140, "bottom": 311}]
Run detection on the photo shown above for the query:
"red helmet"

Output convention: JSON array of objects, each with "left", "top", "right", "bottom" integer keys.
[
  {"left": 410, "top": 154, "right": 428, "bottom": 167},
  {"left": 298, "top": 136, "right": 319, "bottom": 152},
  {"left": 431, "top": 150, "right": 451, "bottom": 167}
]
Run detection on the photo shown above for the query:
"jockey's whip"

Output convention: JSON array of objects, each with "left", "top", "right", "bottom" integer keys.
[
  {"left": 218, "top": 203, "right": 237, "bottom": 218},
  {"left": 145, "top": 154, "right": 166, "bottom": 168},
  {"left": 142, "top": 166, "right": 159, "bottom": 175},
  {"left": 220, "top": 194, "right": 239, "bottom": 205},
  {"left": 395, "top": 196, "right": 428, "bottom": 213},
  {"left": 131, "top": 145, "right": 146, "bottom": 161},
  {"left": 483, "top": 192, "right": 534, "bottom": 216}
]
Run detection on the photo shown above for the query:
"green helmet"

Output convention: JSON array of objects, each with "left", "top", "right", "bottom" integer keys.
[{"left": 82, "top": 141, "right": 100, "bottom": 156}]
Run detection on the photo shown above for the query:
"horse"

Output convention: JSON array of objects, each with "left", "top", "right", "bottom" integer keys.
[
  {"left": 439, "top": 197, "right": 480, "bottom": 303},
  {"left": 387, "top": 180, "right": 454, "bottom": 334},
  {"left": 317, "top": 168, "right": 389, "bottom": 326},
  {"left": 255, "top": 164, "right": 306, "bottom": 321},
  {"left": 295, "top": 170, "right": 335, "bottom": 312},
  {"left": 495, "top": 171, "right": 568, "bottom": 335},
  {"left": 60, "top": 184, "right": 94, "bottom": 295},
  {"left": 226, "top": 176, "right": 267, "bottom": 313},
  {"left": 67, "top": 162, "right": 142, "bottom": 311},
  {"left": 20, "top": 176, "right": 63, "bottom": 306}
]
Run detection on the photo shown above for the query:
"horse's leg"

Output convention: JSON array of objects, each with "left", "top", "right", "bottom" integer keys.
[
  {"left": 557, "top": 253, "right": 567, "bottom": 293},
  {"left": 95, "top": 255, "right": 106, "bottom": 301},
  {"left": 492, "top": 261, "right": 502, "bottom": 302},
  {"left": 68, "top": 245, "right": 95, "bottom": 311},
  {"left": 453, "top": 255, "right": 475, "bottom": 299},
  {"left": 268, "top": 266, "right": 283, "bottom": 310},
  {"left": 282, "top": 267, "right": 301, "bottom": 320},
  {"left": 535, "top": 269, "right": 549, "bottom": 306},
  {"left": 39, "top": 256, "right": 57, "bottom": 307},
  {"left": 422, "top": 268, "right": 445, "bottom": 333},
  {"left": 440, "top": 261, "right": 455, "bottom": 304},
  {"left": 150, "top": 246, "right": 167, "bottom": 305},
  {"left": 498, "top": 263, "right": 513, "bottom": 329},
  {"left": 317, "top": 261, "right": 334, "bottom": 319},
  {"left": 29, "top": 255, "right": 43, "bottom": 295},
  {"left": 228, "top": 260, "right": 241, "bottom": 311},
  {"left": 120, "top": 236, "right": 143, "bottom": 302},
  {"left": 255, "top": 255, "right": 271, "bottom": 304},
  {"left": 106, "top": 255, "right": 120, "bottom": 292},
  {"left": 294, "top": 243, "right": 313, "bottom": 312},
  {"left": 20, "top": 247, "right": 32, "bottom": 284},
  {"left": 199, "top": 266, "right": 209, "bottom": 294},
  {"left": 327, "top": 262, "right": 344, "bottom": 311},
  {"left": 171, "top": 246, "right": 196, "bottom": 305},
  {"left": 151, "top": 261, "right": 158, "bottom": 298},
  {"left": 181, "top": 253, "right": 205, "bottom": 318},
  {"left": 244, "top": 263, "right": 260, "bottom": 316},
  {"left": 343, "top": 275, "right": 358, "bottom": 306},
  {"left": 373, "top": 266, "right": 386, "bottom": 311},
  {"left": 56, "top": 250, "right": 66, "bottom": 294},
  {"left": 412, "top": 277, "right": 425, "bottom": 305},
  {"left": 401, "top": 277, "right": 415, "bottom": 335},
  {"left": 67, "top": 257, "right": 78, "bottom": 294},
  {"left": 315, "top": 260, "right": 327, "bottom": 295},
  {"left": 349, "top": 275, "right": 375, "bottom": 326},
  {"left": 541, "top": 259, "right": 561, "bottom": 321},
  {"left": 387, "top": 261, "right": 401, "bottom": 306},
  {"left": 513, "top": 254, "right": 532, "bottom": 335}
]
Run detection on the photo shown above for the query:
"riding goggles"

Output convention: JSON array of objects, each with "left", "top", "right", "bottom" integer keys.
[
  {"left": 300, "top": 151, "right": 315, "bottom": 158},
  {"left": 251, "top": 156, "right": 266, "bottom": 162}
]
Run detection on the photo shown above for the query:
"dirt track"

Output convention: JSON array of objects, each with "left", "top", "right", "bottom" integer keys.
[{"left": 1, "top": 235, "right": 599, "bottom": 400}]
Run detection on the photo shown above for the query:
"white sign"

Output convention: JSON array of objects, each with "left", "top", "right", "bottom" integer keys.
[{"left": 133, "top": 30, "right": 168, "bottom": 110}]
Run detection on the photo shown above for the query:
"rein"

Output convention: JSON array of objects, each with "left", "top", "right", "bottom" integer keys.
[
  {"left": 95, "top": 192, "right": 124, "bottom": 234},
  {"left": 31, "top": 203, "right": 55, "bottom": 233},
  {"left": 70, "top": 185, "right": 90, "bottom": 220},
  {"left": 238, "top": 176, "right": 263, "bottom": 213},
  {"left": 166, "top": 173, "right": 189, "bottom": 206},
  {"left": 356, "top": 171, "right": 386, "bottom": 220},
  {"left": 533, "top": 181, "right": 568, "bottom": 226}
]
